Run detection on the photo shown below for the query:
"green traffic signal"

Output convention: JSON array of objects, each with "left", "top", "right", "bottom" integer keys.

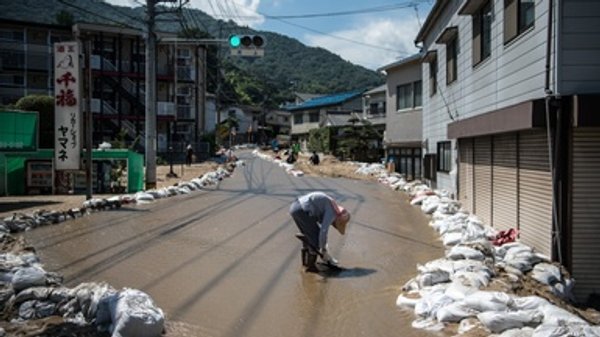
[{"left": 229, "top": 35, "right": 241, "bottom": 48}]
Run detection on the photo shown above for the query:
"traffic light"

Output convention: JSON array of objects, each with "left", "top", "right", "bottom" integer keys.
[{"left": 229, "top": 34, "right": 266, "bottom": 57}]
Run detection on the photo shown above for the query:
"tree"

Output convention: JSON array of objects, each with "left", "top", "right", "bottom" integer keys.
[
  {"left": 335, "top": 116, "right": 381, "bottom": 162},
  {"left": 15, "top": 95, "right": 54, "bottom": 149},
  {"left": 55, "top": 10, "right": 74, "bottom": 26}
]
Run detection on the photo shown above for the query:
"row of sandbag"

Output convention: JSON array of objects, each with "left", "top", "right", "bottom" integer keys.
[
  {"left": 252, "top": 150, "right": 304, "bottom": 176},
  {"left": 371, "top": 171, "right": 597, "bottom": 336},
  {"left": 0, "top": 246, "right": 163, "bottom": 337},
  {"left": 0, "top": 165, "right": 237, "bottom": 234},
  {"left": 0, "top": 164, "right": 241, "bottom": 337}
]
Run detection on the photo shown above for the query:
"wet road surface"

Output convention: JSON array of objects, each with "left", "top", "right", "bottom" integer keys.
[{"left": 23, "top": 150, "right": 446, "bottom": 337}]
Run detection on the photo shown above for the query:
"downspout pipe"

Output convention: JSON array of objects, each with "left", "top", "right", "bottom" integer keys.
[{"left": 544, "top": 0, "right": 563, "bottom": 264}]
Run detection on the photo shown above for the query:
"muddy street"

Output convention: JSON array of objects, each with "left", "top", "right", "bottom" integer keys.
[{"left": 22, "top": 150, "right": 445, "bottom": 337}]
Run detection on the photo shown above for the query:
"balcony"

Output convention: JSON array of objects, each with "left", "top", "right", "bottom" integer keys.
[
  {"left": 157, "top": 101, "right": 175, "bottom": 116},
  {"left": 177, "top": 105, "right": 193, "bottom": 119}
]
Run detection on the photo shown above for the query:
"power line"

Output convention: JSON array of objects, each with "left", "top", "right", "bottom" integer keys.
[
  {"left": 210, "top": 1, "right": 428, "bottom": 20},
  {"left": 57, "top": 0, "right": 140, "bottom": 29}
]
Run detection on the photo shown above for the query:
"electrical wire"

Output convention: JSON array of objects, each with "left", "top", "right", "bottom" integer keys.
[
  {"left": 209, "top": 1, "right": 428, "bottom": 20},
  {"left": 57, "top": 0, "right": 140, "bottom": 29}
]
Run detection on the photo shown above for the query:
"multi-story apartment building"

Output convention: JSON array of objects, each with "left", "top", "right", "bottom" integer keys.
[
  {"left": 378, "top": 54, "right": 423, "bottom": 180},
  {"left": 416, "top": 0, "right": 600, "bottom": 302},
  {"left": 0, "top": 20, "right": 208, "bottom": 154}
]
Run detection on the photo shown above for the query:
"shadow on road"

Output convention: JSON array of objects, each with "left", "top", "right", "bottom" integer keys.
[{"left": 316, "top": 266, "right": 377, "bottom": 278}]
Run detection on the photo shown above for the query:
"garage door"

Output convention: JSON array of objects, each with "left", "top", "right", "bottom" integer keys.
[
  {"left": 492, "top": 133, "right": 518, "bottom": 231},
  {"left": 571, "top": 128, "right": 600, "bottom": 301},
  {"left": 458, "top": 138, "right": 474, "bottom": 213},
  {"left": 518, "top": 130, "right": 552, "bottom": 258},
  {"left": 474, "top": 137, "right": 492, "bottom": 225}
]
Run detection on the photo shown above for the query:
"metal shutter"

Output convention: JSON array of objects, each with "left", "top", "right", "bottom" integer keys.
[
  {"left": 492, "top": 133, "right": 518, "bottom": 231},
  {"left": 571, "top": 128, "right": 600, "bottom": 301},
  {"left": 474, "top": 136, "right": 492, "bottom": 225},
  {"left": 518, "top": 130, "right": 552, "bottom": 257},
  {"left": 459, "top": 138, "right": 474, "bottom": 213}
]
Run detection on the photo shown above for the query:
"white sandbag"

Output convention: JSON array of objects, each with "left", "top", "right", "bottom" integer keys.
[
  {"left": 464, "top": 291, "right": 514, "bottom": 312},
  {"left": 498, "top": 327, "right": 535, "bottom": 337},
  {"left": 530, "top": 263, "right": 562, "bottom": 286},
  {"left": 510, "top": 296, "right": 549, "bottom": 311},
  {"left": 447, "top": 245, "right": 485, "bottom": 261},
  {"left": 538, "top": 303, "right": 587, "bottom": 326},
  {"left": 414, "top": 287, "right": 453, "bottom": 318},
  {"left": 442, "top": 232, "right": 463, "bottom": 246},
  {"left": 417, "top": 270, "right": 450, "bottom": 287},
  {"left": 12, "top": 266, "right": 47, "bottom": 291},
  {"left": 453, "top": 270, "right": 491, "bottom": 288},
  {"left": 109, "top": 288, "right": 164, "bottom": 337},
  {"left": 436, "top": 301, "right": 477, "bottom": 322},
  {"left": 444, "top": 279, "right": 478, "bottom": 301},
  {"left": 531, "top": 324, "right": 600, "bottom": 337},
  {"left": 411, "top": 317, "right": 445, "bottom": 331},
  {"left": 477, "top": 310, "right": 543, "bottom": 333},
  {"left": 396, "top": 294, "right": 419, "bottom": 308},
  {"left": 134, "top": 192, "right": 154, "bottom": 203},
  {"left": 421, "top": 196, "right": 441, "bottom": 214}
]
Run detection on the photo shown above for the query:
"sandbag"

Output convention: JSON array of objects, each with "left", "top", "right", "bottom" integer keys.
[
  {"left": 12, "top": 266, "right": 46, "bottom": 291},
  {"left": 436, "top": 301, "right": 477, "bottom": 322},
  {"left": 464, "top": 291, "right": 514, "bottom": 312},
  {"left": 477, "top": 310, "right": 543, "bottom": 333},
  {"left": 109, "top": 288, "right": 164, "bottom": 337}
]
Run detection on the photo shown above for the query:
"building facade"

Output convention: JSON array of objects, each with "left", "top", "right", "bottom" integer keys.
[
  {"left": 416, "top": 0, "right": 600, "bottom": 302},
  {"left": 379, "top": 54, "right": 423, "bottom": 180},
  {"left": 0, "top": 20, "right": 208, "bottom": 155},
  {"left": 285, "top": 90, "right": 364, "bottom": 149}
]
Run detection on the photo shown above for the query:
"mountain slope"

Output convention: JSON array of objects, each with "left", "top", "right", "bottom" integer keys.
[{"left": 0, "top": 0, "right": 384, "bottom": 105}]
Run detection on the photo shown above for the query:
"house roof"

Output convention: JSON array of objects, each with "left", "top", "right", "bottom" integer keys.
[
  {"left": 364, "top": 84, "right": 386, "bottom": 95},
  {"left": 415, "top": 0, "right": 448, "bottom": 44},
  {"left": 284, "top": 89, "right": 364, "bottom": 111},
  {"left": 377, "top": 53, "right": 423, "bottom": 73},
  {"left": 324, "top": 112, "right": 362, "bottom": 127}
]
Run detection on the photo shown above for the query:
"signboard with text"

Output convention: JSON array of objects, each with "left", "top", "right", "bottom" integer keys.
[{"left": 54, "top": 41, "right": 81, "bottom": 170}]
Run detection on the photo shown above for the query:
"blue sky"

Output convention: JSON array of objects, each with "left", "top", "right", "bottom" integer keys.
[{"left": 105, "top": 0, "right": 434, "bottom": 70}]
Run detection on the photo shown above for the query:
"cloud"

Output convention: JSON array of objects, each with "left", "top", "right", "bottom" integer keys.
[
  {"left": 188, "top": 0, "right": 265, "bottom": 27},
  {"left": 304, "top": 17, "right": 422, "bottom": 70},
  {"left": 104, "top": 0, "right": 265, "bottom": 27}
]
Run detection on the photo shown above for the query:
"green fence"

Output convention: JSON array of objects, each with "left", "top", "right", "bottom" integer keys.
[{"left": 1, "top": 149, "right": 144, "bottom": 195}]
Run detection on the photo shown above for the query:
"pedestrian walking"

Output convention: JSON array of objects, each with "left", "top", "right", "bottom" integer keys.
[
  {"left": 289, "top": 192, "right": 351, "bottom": 272},
  {"left": 185, "top": 144, "right": 194, "bottom": 166}
]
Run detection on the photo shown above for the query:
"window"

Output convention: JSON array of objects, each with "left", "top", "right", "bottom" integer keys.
[
  {"left": 504, "top": 0, "right": 535, "bottom": 44},
  {"left": 396, "top": 81, "right": 422, "bottom": 110},
  {"left": 423, "top": 154, "right": 437, "bottom": 181},
  {"left": 309, "top": 111, "right": 319, "bottom": 123},
  {"left": 429, "top": 60, "right": 438, "bottom": 96},
  {"left": 473, "top": 1, "right": 492, "bottom": 66},
  {"left": 437, "top": 141, "right": 452, "bottom": 172},
  {"left": 446, "top": 38, "right": 458, "bottom": 84},
  {"left": 414, "top": 81, "right": 422, "bottom": 107},
  {"left": 293, "top": 113, "right": 303, "bottom": 124}
]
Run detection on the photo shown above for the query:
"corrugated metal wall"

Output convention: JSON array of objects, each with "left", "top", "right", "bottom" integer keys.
[
  {"left": 474, "top": 137, "right": 492, "bottom": 225},
  {"left": 571, "top": 128, "right": 600, "bottom": 301},
  {"left": 492, "top": 133, "right": 518, "bottom": 231},
  {"left": 518, "top": 130, "right": 553, "bottom": 257},
  {"left": 459, "top": 130, "right": 552, "bottom": 258},
  {"left": 459, "top": 139, "right": 474, "bottom": 213}
]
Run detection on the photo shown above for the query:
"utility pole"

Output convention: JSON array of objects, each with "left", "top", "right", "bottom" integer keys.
[{"left": 145, "top": 0, "right": 157, "bottom": 189}]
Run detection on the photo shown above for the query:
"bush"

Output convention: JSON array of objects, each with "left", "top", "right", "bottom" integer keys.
[{"left": 15, "top": 95, "right": 54, "bottom": 148}]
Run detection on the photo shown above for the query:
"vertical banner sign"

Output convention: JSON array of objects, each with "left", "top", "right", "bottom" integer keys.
[{"left": 54, "top": 41, "right": 81, "bottom": 170}]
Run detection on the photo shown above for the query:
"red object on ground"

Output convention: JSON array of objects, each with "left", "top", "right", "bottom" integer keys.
[{"left": 492, "top": 228, "right": 519, "bottom": 246}]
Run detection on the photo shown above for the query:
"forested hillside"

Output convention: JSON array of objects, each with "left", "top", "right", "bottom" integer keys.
[{"left": 0, "top": 0, "right": 384, "bottom": 107}]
